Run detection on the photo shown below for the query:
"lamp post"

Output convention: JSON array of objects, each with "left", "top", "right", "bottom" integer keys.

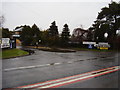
[
  {"left": 104, "top": 33, "right": 108, "bottom": 42},
  {"left": 36, "top": 42, "right": 38, "bottom": 49},
  {"left": 36, "top": 40, "right": 41, "bottom": 49},
  {"left": 39, "top": 40, "right": 41, "bottom": 44}
]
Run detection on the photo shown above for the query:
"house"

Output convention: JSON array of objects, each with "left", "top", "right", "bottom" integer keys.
[
  {"left": 71, "top": 28, "right": 88, "bottom": 43},
  {"left": 12, "top": 27, "right": 23, "bottom": 38}
]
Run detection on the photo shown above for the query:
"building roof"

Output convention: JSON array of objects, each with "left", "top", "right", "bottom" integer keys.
[
  {"left": 74, "top": 28, "right": 88, "bottom": 32},
  {"left": 14, "top": 27, "right": 23, "bottom": 32}
]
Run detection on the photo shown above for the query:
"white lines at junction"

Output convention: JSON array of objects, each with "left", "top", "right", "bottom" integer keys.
[
  {"left": 3, "top": 56, "right": 118, "bottom": 72},
  {"left": 3, "top": 61, "right": 79, "bottom": 71},
  {"left": 15, "top": 66, "right": 120, "bottom": 89},
  {"left": 3, "top": 64, "right": 51, "bottom": 71}
]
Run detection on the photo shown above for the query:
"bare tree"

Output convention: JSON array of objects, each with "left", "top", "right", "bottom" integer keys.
[{"left": 0, "top": 15, "right": 5, "bottom": 28}]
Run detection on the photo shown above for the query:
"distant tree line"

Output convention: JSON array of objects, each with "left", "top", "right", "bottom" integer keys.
[{"left": 12, "top": 21, "right": 70, "bottom": 47}]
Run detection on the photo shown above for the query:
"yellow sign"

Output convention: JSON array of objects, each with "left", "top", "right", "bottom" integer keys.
[{"left": 100, "top": 47, "right": 108, "bottom": 50}]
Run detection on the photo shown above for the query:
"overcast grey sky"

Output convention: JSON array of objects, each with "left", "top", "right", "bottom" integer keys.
[{"left": 1, "top": 0, "right": 120, "bottom": 33}]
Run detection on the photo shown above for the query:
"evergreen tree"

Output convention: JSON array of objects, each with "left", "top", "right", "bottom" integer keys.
[
  {"left": 47, "top": 21, "right": 59, "bottom": 46},
  {"left": 90, "top": 1, "right": 120, "bottom": 47},
  {"left": 61, "top": 24, "right": 70, "bottom": 47},
  {"left": 96, "top": 1, "right": 120, "bottom": 42},
  {"left": 20, "top": 25, "right": 33, "bottom": 46},
  {"left": 48, "top": 21, "right": 58, "bottom": 36},
  {"left": 31, "top": 24, "right": 41, "bottom": 45}
]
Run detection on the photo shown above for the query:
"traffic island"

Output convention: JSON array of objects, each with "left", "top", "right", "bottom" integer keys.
[
  {"left": 1, "top": 49, "right": 29, "bottom": 59},
  {"left": 38, "top": 47, "right": 76, "bottom": 53},
  {"left": 25, "top": 46, "right": 76, "bottom": 52}
]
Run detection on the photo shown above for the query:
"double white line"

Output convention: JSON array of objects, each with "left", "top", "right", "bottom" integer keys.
[{"left": 15, "top": 66, "right": 120, "bottom": 89}]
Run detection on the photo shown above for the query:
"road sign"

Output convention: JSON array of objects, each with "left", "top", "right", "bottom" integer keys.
[
  {"left": 88, "top": 44, "right": 93, "bottom": 49},
  {"left": 97, "top": 42, "right": 110, "bottom": 50},
  {"left": 12, "top": 34, "right": 20, "bottom": 37},
  {"left": 83, "top": 41, "right": 96, "bottom": 45},
  {"left": 100, "top": 47, "right": 108, "bottom": 50}
]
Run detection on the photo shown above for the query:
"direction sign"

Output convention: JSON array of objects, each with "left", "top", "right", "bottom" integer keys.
[
  {"left": 88, "top": 44, "right": 93, "bottom": 49},
  {"left": 83, "top": 41, "right": 96, "bottom": 45}
]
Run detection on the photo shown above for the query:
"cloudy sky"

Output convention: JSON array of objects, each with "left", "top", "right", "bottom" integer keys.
[{"left": 1, "top": 0, "right": 120, "bottom": 33}]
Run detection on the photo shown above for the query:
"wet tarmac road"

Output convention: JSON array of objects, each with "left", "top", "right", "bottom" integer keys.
[{"left": 2, "top": 49, "right": 120, "bottom": 88}]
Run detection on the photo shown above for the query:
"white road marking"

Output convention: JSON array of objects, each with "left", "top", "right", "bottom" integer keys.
[
  {"left": 3, "top": 56, "right": 112, "bottom": 72},
  {"left": 33, "top": 68, "right": 118, "bottom": 88},
  {"left": 17, "top": 66, "right": 120, "bottom": 89},
  {"left": 39, "top": 68, "right": 119, "bottom": 88},
  {"left": 67, "top": 61, "right": 74, "bottom": 64},
  {"left": 4, "top": 57, "right": 120, "bottom": 72},
  {"left": 17, "top": 72, "right": 91, "bottom": 88},
  {"left": 40, "top": 74, "right": 94, "bottom": 88},
  {"left": 3, "top": 64, "right": 51, "bottom": 71},
  {"left": 54, "top": 63, "right": 61, "bottom": 65},
  {"left": 3, "top": 60, "right": 77, "bottom": 71}
]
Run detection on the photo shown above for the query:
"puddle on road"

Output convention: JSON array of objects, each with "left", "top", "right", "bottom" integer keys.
[
  {"left": 100, "top": 56, "right": 106, "bottom": 58},
  {"left": 50, "top": 63, "right": 55, "bottom": 65},
  {"left": 78, "top": 60, "right": 84, "bottom": 61},
  {"left": 29, "top": 59, "right": 35, "bottom": 60}
]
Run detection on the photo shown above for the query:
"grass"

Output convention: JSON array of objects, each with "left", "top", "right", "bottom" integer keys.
[
  {"left": 71, "top": 48, "right": 113, "bottom": 52},
  {"left": 25, "top": 46, "right": 118, "bottom": 52},
  {"left": 25, "top": 46, "right": 76, "bottom": 52},
  {"left": 0, "top": 49, "right": 29, "bottom": 59}
]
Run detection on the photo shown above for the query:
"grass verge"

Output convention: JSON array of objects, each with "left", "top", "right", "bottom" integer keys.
[
  {"left": 25, "top": 46, "right": 76, "bottom": 52},
  {"left": 72, "top": 48, "right": 115, "bottom": 52},
  {"left": 0, "top": 49, "right": 29, "bottom": 59}
]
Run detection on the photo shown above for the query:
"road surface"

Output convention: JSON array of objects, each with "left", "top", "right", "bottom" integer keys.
[{"left": 2, "top": 49, "right": 120, "bottom": 89}]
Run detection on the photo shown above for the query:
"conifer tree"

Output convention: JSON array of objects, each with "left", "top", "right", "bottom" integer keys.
[
  {"left": 61, "top": 24, "right": 70, "bottom": 47},
  {"left": 49, "top": 21, "right": 58, "bottom": 36}
]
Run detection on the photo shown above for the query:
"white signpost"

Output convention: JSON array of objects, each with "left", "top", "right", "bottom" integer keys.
[
  {"left": 12, "top": 35, "right": 20, "bottom": 37},
  {"left": 83, "top": 41, "right": 110, "bottom": 50},
  {"left": 83, "top": 41, "right": 96, "bottom": 49}
]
